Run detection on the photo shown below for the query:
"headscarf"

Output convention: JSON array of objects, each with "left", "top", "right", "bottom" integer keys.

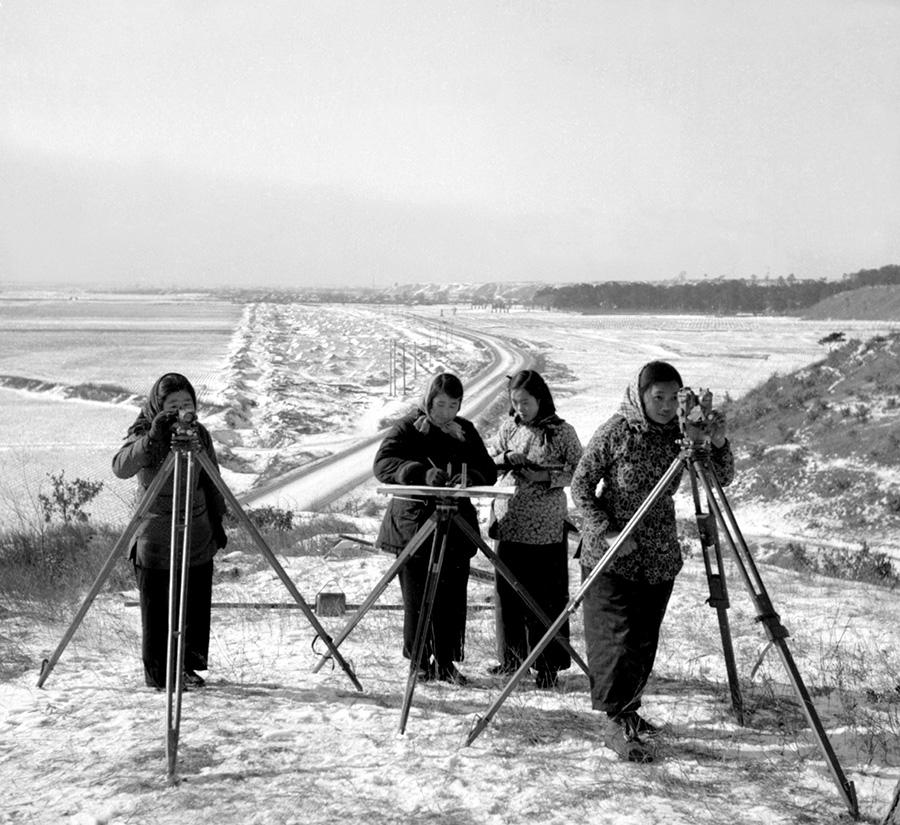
[
  {"left": 637, "top": 360, "right": 683, "bottom": 398},
  {"left": 515, "top": 411, "right": 566, "bottom": 448},
  {"left": 619, "top": 361, "right": 682, "bottom": 433},
  {"left": 413, "top": 372, "right": 466, "bottom": 441},
  {"left": 126, "top": 373, "right": 198, "bottom": 437}
]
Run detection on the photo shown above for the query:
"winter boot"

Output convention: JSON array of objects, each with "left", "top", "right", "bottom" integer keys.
[{"left": 603, "top": 713, "right": 654, "bottom": 763}]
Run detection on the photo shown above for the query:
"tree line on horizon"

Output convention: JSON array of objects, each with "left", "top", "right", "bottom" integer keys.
[
  {"left": 117, "top": 262, "right": 900, "bottom": 312},
  {"left": 531, "top": 264, "right": 900, "bottom": 314}
]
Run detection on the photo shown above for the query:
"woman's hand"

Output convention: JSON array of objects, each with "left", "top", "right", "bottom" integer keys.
[
  {"left": 425, "top": 467, "right": 449, "bottom": 487},
  {"left": 605, "top": 531, "right": 636, "bottom": 557},
  {"left": 148, "top": 410, "right": 178, "bottom": 444},
  {"left": 707, "top": 409, "right": 727, "bottom": 449},
  {"left": 517, "top": 467, "right": 550, "bottom": 483},
  {"left": 505, "top": 451, "right": 529, "bottom": 466}
]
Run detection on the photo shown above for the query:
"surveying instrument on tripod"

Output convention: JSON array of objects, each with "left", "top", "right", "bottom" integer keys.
[
  {"left": 465, "top": 386, "right": 859, "bottom": 818},
  {"left": 36, "top": 405, "right": 361, "bottom": 783},
  {"left": 312, "top": 470, "right": 592, "bottom": 734}
]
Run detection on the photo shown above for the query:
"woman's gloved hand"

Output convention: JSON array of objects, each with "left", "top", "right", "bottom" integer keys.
[
  {"left": 212, "top": 522, "right": 228, "bottom": 549},
  {"left": 148, "top": 410, "right": 178, "bottom": 444}
]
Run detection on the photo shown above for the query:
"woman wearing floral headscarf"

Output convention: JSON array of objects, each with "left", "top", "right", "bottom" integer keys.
[
  {"left": 571, "top": 361, "right": 733, "bottom": 763},
  {"left": 112, "top": 373, "right": 227, "bottom": 690},
  {"left": 487, "top": 369, "right": 583, "bottom": 688},
  {"left": 373, "top": 372, "right": 497, "bottom": 685}
]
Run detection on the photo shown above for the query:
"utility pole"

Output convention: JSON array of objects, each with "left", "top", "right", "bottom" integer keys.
[
  {"left": 401, "top": 341, "right": 407, "bottom": 394},
  {"left": 388, "top": 340, "right": 395, "bottom": 396}
]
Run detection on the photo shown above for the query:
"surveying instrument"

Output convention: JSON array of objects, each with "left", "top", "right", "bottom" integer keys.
[
  {"left": 465, "top": 388, "right": 859, "bottom": 819},
  {"left": 36, "top": 410, "right": 362, "bottom": 783},
  {"left": 312, "top": 467, "right": 592, "bottom": 734}
]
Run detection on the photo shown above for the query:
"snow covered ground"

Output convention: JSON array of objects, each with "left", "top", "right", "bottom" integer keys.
[
  {"left": 0, "top": 298, "right": 488, "bottom": 524},
  {"left": 3, "top": 541, "right": 898, "bottom": 824},
  {"left": 2, "top": 296, "right": 899, "bottom": 824}
]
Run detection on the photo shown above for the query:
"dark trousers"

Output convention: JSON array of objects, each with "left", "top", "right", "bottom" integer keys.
[
  {"left": 581, "top": 566, "right": 674, "bottom": 715},
  {"left": 398, "top": 545, "right": 470, "bottom": 667},
  {"left": 495, "top": 539, "right": 571, "bottom": 673},
  {"left": 133, "top": 561, "right": 214, "bottom": 688}
]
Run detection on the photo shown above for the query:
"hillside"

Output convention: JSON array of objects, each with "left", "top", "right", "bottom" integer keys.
[
  {"left": 723, "top": 331, "right": 900, "bottom": 560},
  {"left": 803, "top": 284, "right": 900, "bottom": 321}
]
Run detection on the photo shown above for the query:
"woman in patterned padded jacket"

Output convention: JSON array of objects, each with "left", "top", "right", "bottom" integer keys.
[
  {"left": 571, "top": 361, "right": 733, "bottom": 763},
  {"left": 487, "top": 370, "right": 583, "bottom": 688}
]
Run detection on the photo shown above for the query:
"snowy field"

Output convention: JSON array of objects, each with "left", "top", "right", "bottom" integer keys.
[
  {"left": 1, "top": 294, "right": 894, "bottom": 529},
  {"left": 2, "top": 294, "right": 899, "bottom": 824},
  {"left": 3, "top": 537, "right": 899, "bottom": 824},
  {"left": 436, "top": 306, "right": 898, "bottom": 443},
  {"left": 0, "top": 296, "right": 488, "bottom": 525}
]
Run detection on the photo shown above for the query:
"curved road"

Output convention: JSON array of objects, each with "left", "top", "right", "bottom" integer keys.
[{"left": 238, "top": 314, "right": 531, "bottom": 513}]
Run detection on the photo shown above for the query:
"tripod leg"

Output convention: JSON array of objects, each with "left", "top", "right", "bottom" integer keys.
[
  {"left": 466, "top": 454, "right": 686, "bottom": 746},
  {"left": 192, "top": 451, "right": 363, "bottom": 692},
  {"left": 312, "top": 516, "right": 438, "bottom": 673},
  {"left": 165, "top": 451, "right": 183, "bottom": 771},
  {"left": 452, "top": 515, "right": 590, "bottom": 678},
  {"left": 37, "top": 453, "right": 178, "bottom": 688},
  {"left": 693, "top": 460, "right": 858, "bottom": 818},
  {"left": 166, "top": 450, "right": 194, "bottom": 784},
  {"left": 687, "top": 467, "right": 744, "bottom": 724},
  {"left": 399, "top": 513, "right": 450, "bottom": 734}
]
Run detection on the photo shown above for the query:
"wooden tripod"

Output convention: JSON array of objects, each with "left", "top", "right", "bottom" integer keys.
[
  {"left": 465, "top": 441, "right": 859, "bottom": 819},
  {"left": 312, "top": 484, "right": 590, "bottom": 733},
  {"left": 37, "top": 432, "right": 362, "bottom": 782}
]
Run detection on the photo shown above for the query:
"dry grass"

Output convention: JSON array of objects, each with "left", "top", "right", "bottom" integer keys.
[{"left": 3, "top": 513, "right": 900, "bottom": 823}]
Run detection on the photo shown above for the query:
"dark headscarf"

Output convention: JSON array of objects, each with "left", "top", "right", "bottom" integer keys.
[
  {"left": 127, "top": 373, "right": 198, "bottom": 437},
  {"left": 637, "top": 361, "right": 683, "bottom": 397}
]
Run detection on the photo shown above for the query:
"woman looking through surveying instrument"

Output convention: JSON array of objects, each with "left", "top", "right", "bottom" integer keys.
[
  {"left": 112, "top": 373, "right": 228, "bottom": 691},
  {"left": 487, "top": 369, "right": 583, "bottom": 688},
  {"left": 571, "top": 360, "right": 733, "bottom": 763},
  {"left": 373, "top": 372, "right": 497, "bottom": 685}
]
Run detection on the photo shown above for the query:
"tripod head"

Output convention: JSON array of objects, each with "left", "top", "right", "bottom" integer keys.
[
  {"left": 677, "top": 387, "right": 724, "bottom": 448},
  {"left": 171, "top": 409, "right": 202, "bottom": 450}
]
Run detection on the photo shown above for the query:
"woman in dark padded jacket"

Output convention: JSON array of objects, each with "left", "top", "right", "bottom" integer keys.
[
  {"left": 373, "top": 372, "right": 497, "bottom": 685},
  {"left": 113, "top": 372, "right": 227, "bottom": 690}
]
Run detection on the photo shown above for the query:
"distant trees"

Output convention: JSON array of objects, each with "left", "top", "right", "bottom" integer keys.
[
  {"left": 532, "top": 264, "right": 900, "bottom": 315},
  {"left": 844, "top": 264, "right": 900, "bottom": 288}
]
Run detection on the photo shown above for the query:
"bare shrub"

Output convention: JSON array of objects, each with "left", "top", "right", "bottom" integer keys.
[
  {"left": 0, "top": 521, "right": 131, "bottom": 617},
  {"left": 224, "top": 509, "right": 362, "bottom": 557},
  {"left": 765, "top": 540, "right": 899, "bottom": 588},
  {"left": 38, "top": 471, "right": 104, "bottom": 525},
  {"left": 745, "top": 442, "right": 767, "bottom": 461}
]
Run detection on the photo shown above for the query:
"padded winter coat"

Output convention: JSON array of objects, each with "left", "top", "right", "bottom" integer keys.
[
  {"left": 112, "top": 424, "right": 227, "bottom": 569},
  {"left": 488, "top": 415, "right": 583, "bottom": 545},
  {"left": 374, "top": 410, "right": 497, "bottom": 558},
  {"left": 571, "top": 375, "right": 734, "bottom": 584}
]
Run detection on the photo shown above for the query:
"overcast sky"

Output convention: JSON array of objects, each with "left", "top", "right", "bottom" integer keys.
[{"left": 2, "top": 1, "right": 899, "bottom": 289}]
